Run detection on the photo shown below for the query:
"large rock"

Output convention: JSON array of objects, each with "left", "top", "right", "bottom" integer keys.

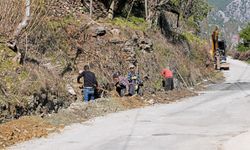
[
  {"left": 138, "top": 38, "right": 153, "bottom": 52},
  {"left": 95, "top": 26, "right": 106, "bottom": 36},
  {"left": 66, "top": 84, "right": 76, "bottom": 96},
  {"left": 109, "top": 28, "right": 126, "bottom": 44}
]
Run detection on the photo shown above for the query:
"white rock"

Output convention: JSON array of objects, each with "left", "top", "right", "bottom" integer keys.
[{"left": 66, "top": 84, "right": 76, "bottom": 95}]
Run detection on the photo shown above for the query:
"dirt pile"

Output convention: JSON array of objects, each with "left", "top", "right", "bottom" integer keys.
[{"left": 0, "top": 116, "right": 57, "bottom": 149}]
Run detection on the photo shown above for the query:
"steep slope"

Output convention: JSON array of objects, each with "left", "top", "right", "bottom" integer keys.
[
  {"left": 0, "top": 0, "right": 214, "bottom": 123},
  {"left": 0, "top": 0, "right": 222, "bottom": 148},
  {"left": 225, "top": 0, "right": 250, "bottom": 23}
]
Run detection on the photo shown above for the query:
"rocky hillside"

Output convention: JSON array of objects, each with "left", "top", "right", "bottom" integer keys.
[
  {"left": 0, "top": 0, "right": 214, "bottom": 123},
  {"left": 225, "top": 0, "right": 250, "bottom": 23},
  {"left": 207, "top": 0, "right": 232, "bottom": 10}
]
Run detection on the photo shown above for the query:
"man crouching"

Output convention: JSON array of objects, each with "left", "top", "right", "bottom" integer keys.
[{"left": 112, "top": 72, "right": 129, "bottom": 97}]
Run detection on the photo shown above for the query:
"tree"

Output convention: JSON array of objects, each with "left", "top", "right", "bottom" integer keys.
[
  {"left": 145, "top": 0, "right": 148, "bottom": 19},
  {"left": 146, "top": 0, "right": 210, "bottom": 29},
  {"left": 7, "top": 0, "right": 31, "bottom": 64},
  {"left": 238, "top": 24, "right": 250, "bottom": 52},
  {"left": 90, "top": 0, "right": 93, "bottom": 17},
  {"left": 240, "top": 24, "right": 250, "bottom": 42},
  {"left": 108, "top": 0, "right": 115, "bottom": 19}
]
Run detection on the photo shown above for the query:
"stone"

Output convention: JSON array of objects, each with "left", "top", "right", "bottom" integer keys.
[
  {"left": 148, "top": 99, "right": 155, "bottom": 104},
  {"left": 66, "top": 84, "right": 76, "bottom": 96},
  {"left": 132, "top": 33, "right": 139, "bottom": 41},
  {"left": 95, "top": 26, "right": 106, "bottom": 36},
  {"left": 138, "top": 38, "right": 153, "bottom": 52},
  {"left": 111, "top": 28, "right": 120, "bottom": 36},
  {"left": 41, "top": 93, "right": 47, "bottom": 100}
]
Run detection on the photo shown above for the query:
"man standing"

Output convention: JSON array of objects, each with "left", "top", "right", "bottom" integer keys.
[
  {"left": 77, "top": 65, "right": 98, "bottom": 102},
  {"left": 161, "top": 67, "right": 174, "bottom": 91}
]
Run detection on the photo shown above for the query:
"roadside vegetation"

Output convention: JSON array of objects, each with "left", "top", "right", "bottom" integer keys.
[
  {"left": 232, "top": 24, "right": 250, "bottom": 62},
  {"left": 0, "top": 0, "right": 220, "bottom": 148}
]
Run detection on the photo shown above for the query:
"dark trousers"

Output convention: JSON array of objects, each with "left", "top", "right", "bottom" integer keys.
[
  {"left": 128, "top": 83, "right": 143, "bottom": 96},
  {"left": 116, "top": 85, "right": 126, "bottom": 97},
  {"left": 163, "top": 78, "right": 174, "bottom": 91}
]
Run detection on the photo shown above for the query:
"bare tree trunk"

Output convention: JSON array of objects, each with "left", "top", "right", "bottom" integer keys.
[
  {"left": 145, "top": 0, "right": 148, "bottom": 20},
  {"left": 14, "top": 0, "right": 30, "bottom": 38},
  {"left": 127, "top": 0, "right": 136, "bottom": 20},
  {"left": 184, "top": 0, "right": 193, "bottom": 19},
  {"left": 90, "top": 0, "right": 93, "bottom": 18},
  {"left": 108, "top": 0, "right": 115, "bottom": 19},
  {"left": 7, "top": 0, "right": 31, "bottom": 64}
]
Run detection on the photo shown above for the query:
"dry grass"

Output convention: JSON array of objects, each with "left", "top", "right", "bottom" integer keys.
[{"left": 0, "top": 0, "right": 219, "bottom": 142}]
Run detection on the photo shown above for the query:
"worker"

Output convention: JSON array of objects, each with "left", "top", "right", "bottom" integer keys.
[
  {"left": 211, "top": 26, "right": 219, "bottom": 59},
  {"left": 77, "top": 65, "right": 98, "bottom": 102},
  {"left": 161, "top": 67, "right": 174, "bottom": 91},
  {"left": 127, "top": 64, "right": 143, "bottom": 96},
  {"left": 113, "top": 72, "right": 129, "bottom": 97}
]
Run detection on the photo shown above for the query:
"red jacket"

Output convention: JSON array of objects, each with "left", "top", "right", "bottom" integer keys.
[{"left": 161, "top": 69, "right": 173, "bottom": 78}]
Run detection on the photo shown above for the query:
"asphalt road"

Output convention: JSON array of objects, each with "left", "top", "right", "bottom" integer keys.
[{"left": 10, "top": 58, "right": 250, "bottom": 150}]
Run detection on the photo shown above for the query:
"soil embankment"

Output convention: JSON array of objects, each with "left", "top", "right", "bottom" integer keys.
[{"left": 0, "top": 0, "right": 220, "bottom": 148}]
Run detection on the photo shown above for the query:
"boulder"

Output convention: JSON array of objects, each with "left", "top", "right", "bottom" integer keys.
[
  {"left": 95, "top": 26, "right": 106, "bottom": 36},
  {"left": 110, "top": 28, "right": 120, "bottom": 36},
  {"left": 66, "top": 84, "right": 76, "bottom": 96},
  {"left": 138, "top": 38, "right": 153, "bottom": 52}
]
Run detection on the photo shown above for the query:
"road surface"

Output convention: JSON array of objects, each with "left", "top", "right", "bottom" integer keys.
[{"left": 10, "top": 58, "right": 250, "bottom": 150}]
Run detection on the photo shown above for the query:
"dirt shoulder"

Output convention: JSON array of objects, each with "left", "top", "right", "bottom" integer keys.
[
  {"left": 0, "top": 116, "right": 58, "bottom": 149},
  {"left": 0, "top": 71, "right": 223, "bottom": 149},
  {"left": 0, "top": 88, "right": 194, "bottom": 149}
]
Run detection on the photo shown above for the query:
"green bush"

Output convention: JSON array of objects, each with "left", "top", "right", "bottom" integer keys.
[
  {"left": 237, "top": 24, "right": 250, "bottom": 52},
  {"left": 237, "top": 44, "right": 250, "bottom": 52},
  {"left": 111, "top": 16, "right": 148, "bottom": 31}
]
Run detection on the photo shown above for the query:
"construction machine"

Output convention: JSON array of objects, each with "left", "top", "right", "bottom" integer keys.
[{"left": 211, "top": 27, "right": 230, "bottom": 70}]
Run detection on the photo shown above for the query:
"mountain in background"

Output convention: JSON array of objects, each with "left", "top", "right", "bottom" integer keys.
[
  {"left": 207, "top": 0, "right": 250, "bottom": 46},
  {"left": 208, "top": 0, "right": 250, "bottom": 23},
  {"left": 207, "top": 0, "right": 233, "bottom": 10}
]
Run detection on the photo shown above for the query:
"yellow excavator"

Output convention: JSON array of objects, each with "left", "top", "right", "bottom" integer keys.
[{"left": 211, "top": 26, "right": 230, "bottom": 70}]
